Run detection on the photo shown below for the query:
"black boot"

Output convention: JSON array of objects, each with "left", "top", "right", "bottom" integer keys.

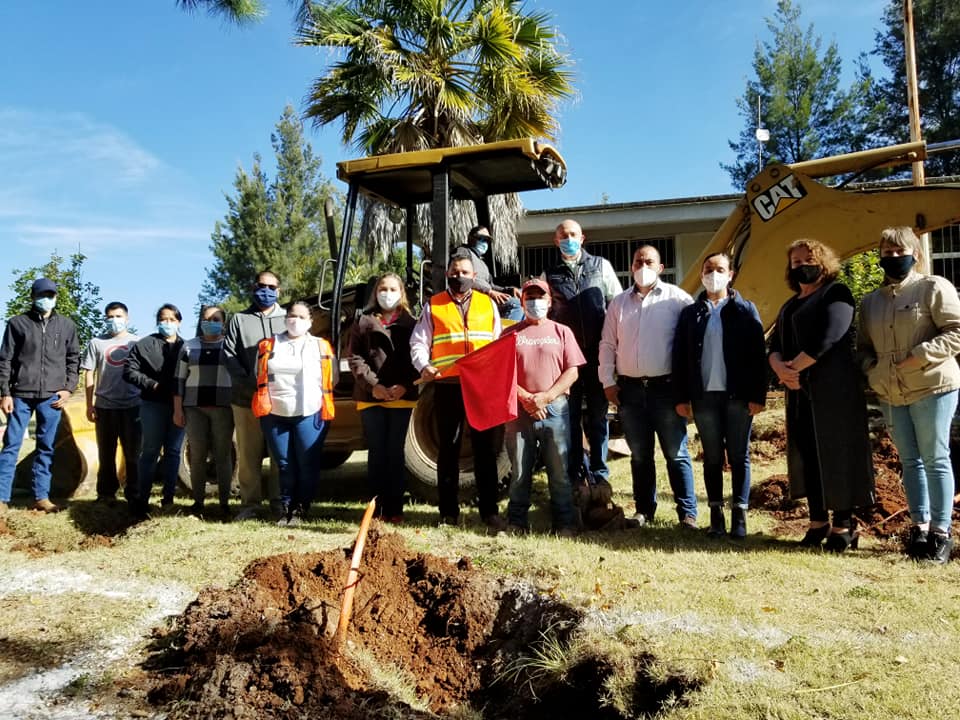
[
  {"left": 707, "top": 506, "right": 726, "bottom": 538},
  {"left": 927, "top": 531, "right": 953, "bottom": 565},
  {"left": 825, "top": 519, "right": 859, "bottom": 553},
  {"left": 905, "top": 525, "right": 929, "bottom": 560},
  {"left": 730, "top": 507, "right": 747, "bottom": 540}
]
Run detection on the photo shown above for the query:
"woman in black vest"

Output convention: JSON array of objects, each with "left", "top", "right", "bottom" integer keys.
[{"left": 768, "top": 239, "right": 874, "bottom": 552}]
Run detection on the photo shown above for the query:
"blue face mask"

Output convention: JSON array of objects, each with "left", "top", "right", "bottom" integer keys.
[
  {"left": 254, "top": 287, "right": 278, "bottom": 308},
  {"left": 34, "top": 297, "right": 56, "bottom": 313},
  {"left": 559, "top": 238, "right": 581, "bottom": 257},
  {"left": 473, "top": 240, "right": 489, "bottom": 256},
  {"left": 106, "top": 317, "right": 127, "bottom": 334},
  {"left": 157, "top": 321, "right": 179, "bottom": 338},
  {"left": 200, "top": 320, "right": 223, "bottom": 336}
]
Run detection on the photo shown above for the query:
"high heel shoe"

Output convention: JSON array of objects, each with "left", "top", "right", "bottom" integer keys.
[
  {"left": 799, "top": 523, "right": 831, "bottom": 547},
  {"left": 824, "top": 523, "right": 859, "bottom": 553}
]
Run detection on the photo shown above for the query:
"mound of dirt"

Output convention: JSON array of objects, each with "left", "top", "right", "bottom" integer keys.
[
  {"left": 146, "top": 529, "right": 702, "bottom": 719},
  {"left": 750, "top": 426, "right": 960, "bottom": 542}
]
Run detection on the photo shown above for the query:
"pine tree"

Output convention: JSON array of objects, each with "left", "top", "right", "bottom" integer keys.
[
  {"left": 722, "top": 0, "right": 866, "bottom": 189},
  {"left": 201, "top": 106, "right": 341, "bottom": 310},
  {"left": 872, "top": 0, "right": 960, "bottom": 176}
]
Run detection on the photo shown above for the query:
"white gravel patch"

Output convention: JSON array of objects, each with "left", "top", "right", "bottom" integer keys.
[{"left": 0, "top": 561, "right": 193, "bottom": 720}]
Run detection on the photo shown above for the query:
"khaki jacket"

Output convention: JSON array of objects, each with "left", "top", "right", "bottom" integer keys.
[{"left": 857, "top": 271, "right": 960, "bottom": 405}]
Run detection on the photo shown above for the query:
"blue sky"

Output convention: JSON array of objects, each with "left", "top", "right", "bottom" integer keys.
[{"left": 0, "top": 0, "right": 886, "bottom": 331}]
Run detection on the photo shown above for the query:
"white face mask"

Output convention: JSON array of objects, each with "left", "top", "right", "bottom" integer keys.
[
  {"left": 524, "top": 298, "right": 549, "bottom": 320},
  {"left": 377, "top": 290, "right": 401, "bottom": 311},
  {"left": 633, "top": 266, "right": 658, "bottom": 289},
  {"left": 701, "top": 270, "right": 730, "bottom": 294},
  {"left": 285, "top": 317, "right": 311, "bottom": 337}
]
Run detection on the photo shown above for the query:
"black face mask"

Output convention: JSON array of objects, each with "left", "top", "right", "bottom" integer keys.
[
  {"left": 447, "top": 276, "right": 473, "bottom": 294},
  {"left": 879, "top": 254, "right": 916, "bottom": 281},
  {"left": 788, "top": 264, "right": 822, "bottom": 286}
]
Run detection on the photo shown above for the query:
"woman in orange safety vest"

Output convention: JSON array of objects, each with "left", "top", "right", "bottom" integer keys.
[{"left": 252, "top": 301, "right": 335, "bottom": 526}]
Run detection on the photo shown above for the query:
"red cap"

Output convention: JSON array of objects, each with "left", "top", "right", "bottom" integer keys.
[{"left": 521, "top": 278, "right": 550, "bottom": 295}]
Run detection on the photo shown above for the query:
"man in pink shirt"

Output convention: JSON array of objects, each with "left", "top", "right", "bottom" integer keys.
[{"left": 502, "top": 279, "right": 586, "bottom": 535}]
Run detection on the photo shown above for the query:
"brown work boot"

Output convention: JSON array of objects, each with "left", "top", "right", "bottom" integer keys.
[
  {"left": 33, "top": 499, "right": 63, "bottom": 514},
  {"left": 0, "top": 501, "right": 8, "bottom": 516}
]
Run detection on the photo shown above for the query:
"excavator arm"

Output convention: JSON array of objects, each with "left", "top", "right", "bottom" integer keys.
[{"left": 681, "top": 141, "right": 960, "bottom": 328}]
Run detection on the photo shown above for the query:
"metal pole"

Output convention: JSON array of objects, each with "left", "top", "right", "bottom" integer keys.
[
  {"left": 904, "top": 0, "right": 930, "bottom": 269},
  {"left": 757, "top": 95, "right": 762, "bottom": 171}
]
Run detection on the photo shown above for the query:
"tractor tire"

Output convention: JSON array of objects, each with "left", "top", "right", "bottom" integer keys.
[{"left": 404, "top": 383, "right": 511, "bottom": 504}]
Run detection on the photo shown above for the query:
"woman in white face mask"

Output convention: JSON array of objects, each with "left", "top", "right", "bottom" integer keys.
[
  {"left": 347, "top": 273, "right": 419, "bottom": 523},
  {"left": 255, "top": 301, "right": 336, "bottom": 526},
  {"left": 672, "top": 253, "right": 767, "bottom": 539}
]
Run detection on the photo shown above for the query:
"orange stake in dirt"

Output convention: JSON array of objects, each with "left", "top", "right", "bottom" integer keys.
[{"left": 334, "top": 497, "right": 377, "bottom": 651}]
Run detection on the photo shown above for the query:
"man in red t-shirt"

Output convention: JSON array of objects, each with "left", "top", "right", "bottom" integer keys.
[{"left": 501, "top": 279, "right": 586, "bottom": 534}]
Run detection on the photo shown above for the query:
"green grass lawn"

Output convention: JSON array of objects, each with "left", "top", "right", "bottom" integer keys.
[{"left": 1, "top": 420, "right": 958, "bottom": 719}]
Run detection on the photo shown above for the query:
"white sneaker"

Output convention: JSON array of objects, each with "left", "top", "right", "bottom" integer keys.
[{"left": 630, "top": 512, "right": 647, "bottom": 527}]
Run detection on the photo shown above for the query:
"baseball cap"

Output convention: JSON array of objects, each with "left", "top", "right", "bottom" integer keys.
[
  {"left": 31, "top": 278, "right": 58, "bottom": 296},
  {"left": 521, "top": 278, "right": 550, "bottom": 295}
]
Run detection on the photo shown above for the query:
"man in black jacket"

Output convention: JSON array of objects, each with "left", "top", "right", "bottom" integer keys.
[{"left": 0, "top": 278, "right": 80, "bottom": 513}]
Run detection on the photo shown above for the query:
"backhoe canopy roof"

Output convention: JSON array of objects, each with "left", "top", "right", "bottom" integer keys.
[{"left": 335, "top": 138, "right": 567, "bottom": 207}]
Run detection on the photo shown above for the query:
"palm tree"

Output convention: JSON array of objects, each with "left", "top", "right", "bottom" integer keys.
[
  {"left": 295, "top": 0, "right": 574, "bottom": 264},
  {"left": 174, "top": 0, "right": 268, "bottom": 23},
  {"left": 297, "top": 0, "right": 572, "bottom": 151}
]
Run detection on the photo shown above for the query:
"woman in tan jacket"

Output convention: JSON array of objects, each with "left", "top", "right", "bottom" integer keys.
[{"left": 858, "top": 227, "right": 960, "bottom": 564}]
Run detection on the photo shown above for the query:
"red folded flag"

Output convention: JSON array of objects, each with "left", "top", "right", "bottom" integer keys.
[{"left": 455, "top": 334, "right": 518, "bottom": 431}]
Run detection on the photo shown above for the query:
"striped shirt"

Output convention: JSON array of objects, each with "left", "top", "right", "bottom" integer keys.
[{"left": 176, "top": 337, "right": 232, "bottom": 407}]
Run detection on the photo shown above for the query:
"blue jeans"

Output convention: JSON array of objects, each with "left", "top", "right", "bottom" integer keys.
[
  {"left": 0, "top": 396, "right": 62, "bottom": 502},
  {"left": 568, "top": 362, "right": 609, "bottom": 483},
  {"left": 261, "top": 412, "right": 328, "bottom": 511},
  {"left": 361, "top": 405, "right": 412, "bottom": 517},
  {"left": 885, "top": 389, "right": 958, "bottom": 531},
  {"left": 617, "top": 376, "right": 696, "bottom": 521},
  {"left": 135, "top": 400, "right": 185, "bottom": 510},
  {"left": 692, "top": 392, "right": 753, "bottom": 509},
  {"left": 506, "top": 397, "right": 575, "bottom": 530}
]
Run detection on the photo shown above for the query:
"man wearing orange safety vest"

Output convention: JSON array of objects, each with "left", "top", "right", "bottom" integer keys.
[{"left": 410, "top": 254, "right": 506, "bottom": 531}]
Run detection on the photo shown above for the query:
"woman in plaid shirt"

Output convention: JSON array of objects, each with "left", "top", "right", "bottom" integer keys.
[{"left": 174, "top": 305, "right": 234, "bottom": 519}]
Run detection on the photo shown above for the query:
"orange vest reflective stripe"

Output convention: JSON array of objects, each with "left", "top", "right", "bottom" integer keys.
[
  {"left": 429, "top": 291, "right": 497, "bottom": 377},
  {"left": 252, "top": 335, "right": 336, "bottom": 420}
]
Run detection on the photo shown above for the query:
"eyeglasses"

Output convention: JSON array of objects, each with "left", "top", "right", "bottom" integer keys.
[{"left": 256, "top": 283, "right": 278, "bottom": 290}]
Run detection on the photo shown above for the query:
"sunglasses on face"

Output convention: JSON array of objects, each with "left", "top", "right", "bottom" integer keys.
[{"left": 256, "top": 283, "right": 278, "bottom": 290}]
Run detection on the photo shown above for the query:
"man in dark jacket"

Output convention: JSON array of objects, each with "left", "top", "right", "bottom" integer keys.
[
  {"left": 0, "top": 278, "right": 80, "bottom": 513},
  {"left": 543, "top": 219, "right": 622, "bottom": 488}
]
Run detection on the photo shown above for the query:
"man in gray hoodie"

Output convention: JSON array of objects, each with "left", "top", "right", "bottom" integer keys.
[{"left": 224, "top": 270, "right": 287, "bottom": 520}]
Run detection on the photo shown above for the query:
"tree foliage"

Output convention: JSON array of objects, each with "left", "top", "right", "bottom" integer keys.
[
  {"left": 722, "top": 0, "right": 872, "bottom": 189},
  {"left": 202, "top": 105, "right": 342, "bottom": 311},
  {"left": 839, "top": 250, "right": 885, "bottom": 308},
  {"left": 296, "top": 0, "right": 573, "bottom": 154},
  {"left": 174, "top": 0, "right": 267, "bottom": 23},
  {"left": 872, "top": 0, "right": 960, "bottom": 176},
  {"left": 6, "top": 252, "right": 103, "bottom": 351}
]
